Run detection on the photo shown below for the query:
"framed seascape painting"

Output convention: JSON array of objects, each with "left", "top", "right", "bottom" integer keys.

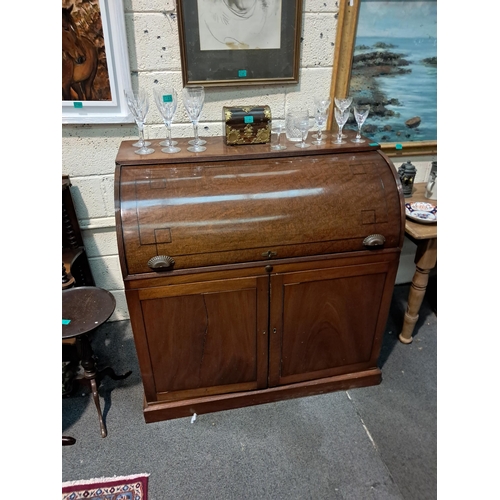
[
  {"left": 62, "top": 0, "right": 133, "bottom": 124},
  {"left": 330, "top": 0, "right": 437, "bottom": 156},
  {"left": 176, "top": 0, "right": 303, "bottom": 87}
]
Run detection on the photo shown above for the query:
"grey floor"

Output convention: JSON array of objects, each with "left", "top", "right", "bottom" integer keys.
[{"left": 62, "top": 283, "right": 437, "bottom": 500}]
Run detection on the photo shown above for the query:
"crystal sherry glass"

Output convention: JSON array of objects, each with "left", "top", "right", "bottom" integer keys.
[
  {"left": 183, "top": 86, "right": 206, "bottom": 152},
  {"left": 294, "top": 111, "right": 311, "bottom": 149},
  {"left": 270, "top": 119, "right": 286, "bottom": 150},
  {"left": 334, "top": 96, "right": 353, "bottom": 138},
  {"left": 125, "top": 89, "right": 154, "bottom": 155},
  {"left": 312, "top": 98, "right": 331, "bottom": 143},
  {"left": 351, "top": 104, "right": 370, "bottom": 143},
  {"left": 332, "top": 107, "right": 350, "bottom": 145},
  {"left": 153, "top": 86, "right": 181, "bottom": 154}
]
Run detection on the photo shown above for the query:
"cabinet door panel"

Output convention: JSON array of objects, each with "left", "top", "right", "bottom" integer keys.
[
  {"left": 271, "top": 265, "right": 388, "bottom": 386},
  {"left": 140, "top": 278, "right": 268, "bottom": 402}
]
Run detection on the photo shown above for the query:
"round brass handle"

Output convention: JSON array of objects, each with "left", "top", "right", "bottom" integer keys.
[
  {"left": 147, "top": 255, "right": 175, "bottom": 270},
  {"left": 363, "top": 234, "right": 386, "bottom": 247}
]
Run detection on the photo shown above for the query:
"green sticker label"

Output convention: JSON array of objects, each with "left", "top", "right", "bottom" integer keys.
[
  {"left": 73, "top": 102, "right": 83, "bottom": 108},
  {"left": 395, "top": 144, "right": 403, "bottom": 150},
  {"left": 369, "top": 142, "right": 379, "bottom": 146},
  {"left": 244, "top": 115, "right": 254, "bottom": 124},
  {"left": 162, "top": 94, "right": 173, "bottom": 103},
  {"left": 238, "top": 69, "right": 247, "bottom": 78},
  {"left": 62, "top": 319, "right": 71, "bottom": 325}
]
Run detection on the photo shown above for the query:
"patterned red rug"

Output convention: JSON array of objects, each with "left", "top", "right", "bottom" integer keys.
[{"left": 62, "top": 473, "right": 149, "bottom": 499}]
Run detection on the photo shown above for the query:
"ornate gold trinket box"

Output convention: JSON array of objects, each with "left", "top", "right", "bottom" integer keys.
[{"left": 223, "top": 105, "right": 271, "bottom": 145}]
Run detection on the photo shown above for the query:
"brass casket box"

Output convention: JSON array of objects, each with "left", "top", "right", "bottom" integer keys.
[{"left": 223, "top": 105, "right": 271, "bottom": 145}]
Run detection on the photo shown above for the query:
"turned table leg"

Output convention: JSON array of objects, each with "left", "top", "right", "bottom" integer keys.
[{"left": 399, "top": 238, "right": 437, "bottom": 344}]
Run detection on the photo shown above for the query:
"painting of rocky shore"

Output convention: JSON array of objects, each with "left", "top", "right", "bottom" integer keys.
[{"left": 344, "top": 1, "right": 437, "bottom": 144}]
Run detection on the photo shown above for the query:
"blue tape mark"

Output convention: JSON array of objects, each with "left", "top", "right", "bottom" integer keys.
[
  {"left": 238, "top": 69, "right": 247, "bottom": 78},
  {"left": 369, "top": 142, "right": 379, "bottom": 146},
  {"left": 62, "top": 319, "right": 71, "bottom": 325},
  {"left": 244, "top": 115, "right": 254, "bottom": 124},
  {"left": 162, "top": 94, "right": 173, "bottom": 103},
  {"left": 395, "top": 143, "right": 403, "bottom": 150},
  {"left": 73, "top": 102, "right": 83, "bottom": 108}
]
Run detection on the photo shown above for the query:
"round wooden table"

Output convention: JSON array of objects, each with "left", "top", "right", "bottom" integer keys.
[{"left": 62, "top": 286, "right": 117, "bottom": 438}]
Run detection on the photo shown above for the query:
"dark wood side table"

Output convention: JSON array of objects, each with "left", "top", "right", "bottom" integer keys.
[
  {"left": 62, "top": 286, "right": 131, "bottom": 437},
  {"left": 399, "top": 183, "right": 437, "bottom": 344}
]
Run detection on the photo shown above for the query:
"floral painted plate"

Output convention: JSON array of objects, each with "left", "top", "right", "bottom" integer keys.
[{"left": 405, "top": 201, "right": 437, "bottom": 224}]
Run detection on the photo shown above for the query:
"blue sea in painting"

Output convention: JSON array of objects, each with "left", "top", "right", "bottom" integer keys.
[{"left": 349, "top": 36, "right": 437, "bottom": 143}]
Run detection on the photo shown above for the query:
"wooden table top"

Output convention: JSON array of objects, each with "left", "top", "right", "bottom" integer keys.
[
  {"left": 404, "top": 183, "right": 437, "bottom": 240},
  {"left": 62, "top": 286, "right": 116, "bottom": 339}
]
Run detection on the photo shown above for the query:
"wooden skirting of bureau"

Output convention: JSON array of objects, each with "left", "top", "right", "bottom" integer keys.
[{"left": 114, "top": 133, "right": 405, "bottom": 423}]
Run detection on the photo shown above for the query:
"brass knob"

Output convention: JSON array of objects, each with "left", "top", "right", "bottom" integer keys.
[
  {"left": 147, "top": 255, "right": 175, "bottom": 270},
  {"left": 363, "top": 234, "right": 386, "bottom": 247}
]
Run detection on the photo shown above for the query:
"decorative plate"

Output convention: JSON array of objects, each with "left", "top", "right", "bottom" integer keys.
[{"left": 405, "top": 201, "right": 437, "bottom": 224}]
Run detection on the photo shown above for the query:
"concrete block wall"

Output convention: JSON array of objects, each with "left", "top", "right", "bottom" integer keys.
[{"left": 62, "top": 0, "right": 436, "bottom": 321}]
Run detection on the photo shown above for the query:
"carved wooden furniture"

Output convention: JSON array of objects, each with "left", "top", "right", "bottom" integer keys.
[
  {"left": 62, "top": 286, "right": 132, "bottom": 438},
  {"left": 62, "top": 175, "right": 95, "bottom": 289},
  {"left": 114, "top": 132, "right": 405, "bottom": 423},
  {"left": 62, "top": 175, "right": 96, "bottom": 408},
  {"left": 399, "top": 182, "right": 437, "bottom": 344}
]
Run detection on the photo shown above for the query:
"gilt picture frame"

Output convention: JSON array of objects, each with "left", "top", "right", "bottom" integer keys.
[
  {"left": 329, "top": 0, "right": 437, "bottom": 157},
  {"left": 62, "top": 0, "right": 133, "bottom": 124},
  {"left": 176, "top": 0, "right": 303, "bottom": 87}
]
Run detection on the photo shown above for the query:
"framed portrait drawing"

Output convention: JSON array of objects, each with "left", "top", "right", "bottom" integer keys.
[
  {"left": 62, "top": 0, "right": 133, "bottom": 124},
  {"left": 176, "top": 0, "right": 303, "bottom": 87},
  {"left": 330, "top": 0, "right": 437, "bottom": 156}
]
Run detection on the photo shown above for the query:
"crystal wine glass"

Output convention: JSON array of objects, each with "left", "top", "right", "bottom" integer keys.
[
  {"left": 294, "top": 110, "right": 311, "bottom": 149},
  {"left": 125, "top": 89, "right": 154, "bottom": 155},
  {"left": 270, "top": 119, "right": 286, "bottom": 150},
  {"left": 155, "top": 86, "right": 178, "bottom": 148},
  {"left": 351, "top": 104, "right": 370, "bottom": 143},
  {"left": 334, "top": 96, "right": 352, "bottom": 112},
  {"left": 334, "top": 96, "right": 353, "bottom": 138},
  {"left": 312, "top": 98, "right": 331, "bottom": 145},
  {"left": 183, "top": 86, "right": 206, "bottom": 152},
  {"left": 332, "top": 107, "right": 350, "bottom": 145},
  {"left": 153, "top": 86, "right": 181, "bottom": 154}
]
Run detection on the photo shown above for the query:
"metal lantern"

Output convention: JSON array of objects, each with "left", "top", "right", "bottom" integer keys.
[{"left": 398, "top": 161, "right": 417, "bottom": 198}]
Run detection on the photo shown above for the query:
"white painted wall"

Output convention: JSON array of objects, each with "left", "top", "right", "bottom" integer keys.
[{"left": 62, "top": 0, "right": 436, "bottom": 321}]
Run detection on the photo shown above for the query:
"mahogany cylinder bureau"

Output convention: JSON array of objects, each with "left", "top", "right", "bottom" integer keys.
[{"left": 114, "top": 134, "right": 405, "bottom": 423}]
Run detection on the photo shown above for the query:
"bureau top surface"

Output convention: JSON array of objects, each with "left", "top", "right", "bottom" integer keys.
[{"left": 115, "top": 130, "right": 380, "bottom": 166}]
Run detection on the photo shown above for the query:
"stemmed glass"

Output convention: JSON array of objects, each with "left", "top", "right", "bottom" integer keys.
[
  {"left": 270, "top": 119, "right": 286, "bottom": 150},
  {"left": 332, "top": 107, "right": 350, "bottom": 145},
  {"left": 125, "top": 89, "right": 154, "bottom": 155},
  {"left": 312, "top": 98, "right": 331, "bottom": 145},
  {"left": 334, "top": 96, "right": 353, "bottom": 138},
  {"left": 153, "top": 86, "right": 181, "bottom": 154},
  {"left": 351, "top": 105, "right": 370, "bottom": 143},
  {"left": 294, "top": 110, "right": 311, "bottom": 149},
  {"left": 182, "top": 86, "right": 206, "bottom": 153}
]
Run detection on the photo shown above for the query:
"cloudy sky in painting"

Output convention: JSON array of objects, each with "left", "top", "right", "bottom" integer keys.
[{"left": 356, "top": 0, "right": 437, "bottom": 38}]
